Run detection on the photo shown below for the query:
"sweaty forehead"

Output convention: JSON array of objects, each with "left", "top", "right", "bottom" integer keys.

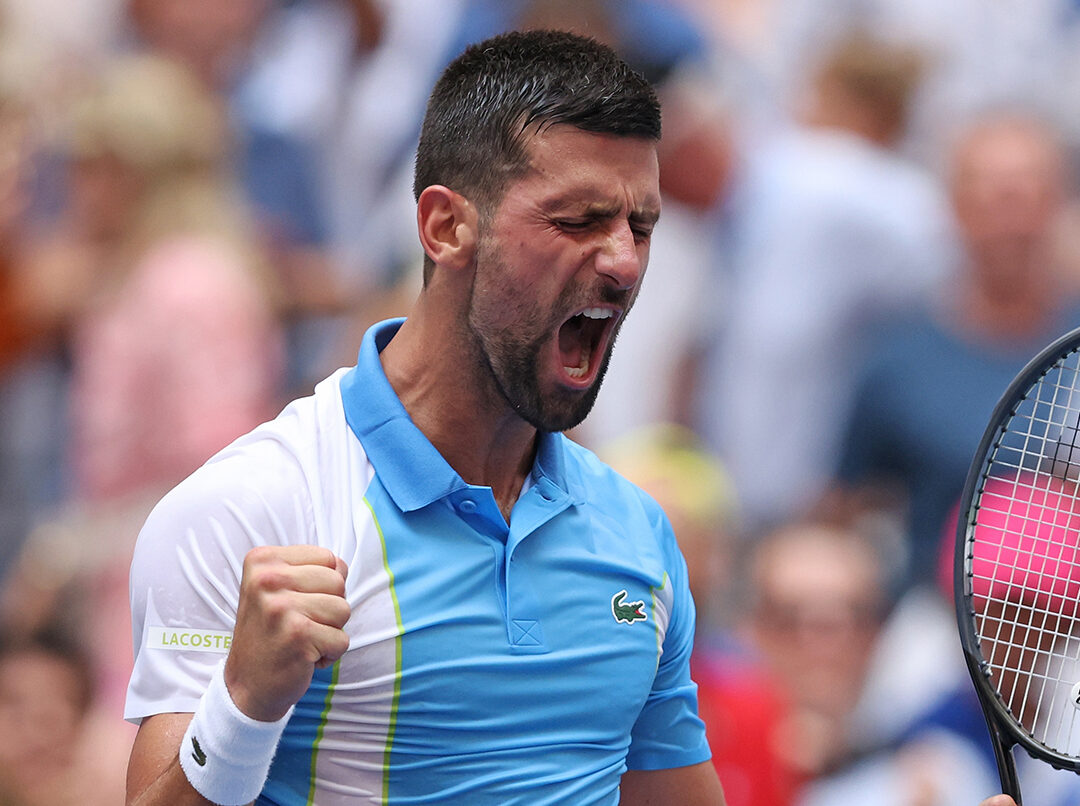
[{"left": 517, "top": 127, "right": 661, "bottom": 213}]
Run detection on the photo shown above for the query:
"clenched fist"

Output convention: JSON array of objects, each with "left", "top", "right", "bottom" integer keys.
[{"left": 224, "top": 545, "right": 351, "bottom": 722}]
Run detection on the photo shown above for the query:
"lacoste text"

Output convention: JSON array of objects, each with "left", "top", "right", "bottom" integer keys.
[{"left": 148, "top": 628, "right": 233, "bottom": 652}]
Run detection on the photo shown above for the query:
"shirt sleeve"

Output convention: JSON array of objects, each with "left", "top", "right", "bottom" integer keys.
[
  {"left": 124, "top": 441, "right": 314, "bottom": 723},
  {"left": 625, "top": 507, "right": 712, "bottom": 770}
]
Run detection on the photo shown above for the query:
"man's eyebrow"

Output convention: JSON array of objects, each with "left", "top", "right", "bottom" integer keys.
[
  {"left": 540, "top": 195, "right": 661, "bottom": 224},
  {"left": 630, "top": 207, "right": 661, "bottom": 227},
  {"left": 539, "top": 194, "right": 617, "bottom": 215}
]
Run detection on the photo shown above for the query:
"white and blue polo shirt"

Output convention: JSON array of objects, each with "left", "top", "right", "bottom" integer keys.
[{"left": 126, "top": 318, "right": 709, "bottom": 805}]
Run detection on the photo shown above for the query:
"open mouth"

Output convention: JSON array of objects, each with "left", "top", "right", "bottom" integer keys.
[{"left": 558, "top": 307, "right": 616, "bottom": 383}]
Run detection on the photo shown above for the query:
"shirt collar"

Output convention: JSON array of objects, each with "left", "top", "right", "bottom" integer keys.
[{"left": 339, "top": 318, "right": 583, "bottom": 512}]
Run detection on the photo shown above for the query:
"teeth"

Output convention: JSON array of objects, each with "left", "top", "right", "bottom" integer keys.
[
  {"left": 564, "top": 341, "right": 592, "bottom": 378},
  {"left": 581, "top": 308, "right": 613, "bottom": 320},
  {"left": 565, "top": 353, "right": 590, "bottom": 378}
]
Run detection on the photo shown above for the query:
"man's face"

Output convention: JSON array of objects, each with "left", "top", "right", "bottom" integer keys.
[
  {"left": 751, "top": 532, "right": 881, "bottom": 720},
  {"left": 464, "top": 125, "right": 660, "bottom": 432},
  {"left": 950, "top": 122, "right": 1063, "bottom": 283}
]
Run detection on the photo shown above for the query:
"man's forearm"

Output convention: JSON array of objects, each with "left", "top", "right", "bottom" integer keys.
[{"left": 129, "top": 758, "right": 232, "bottom": 806}]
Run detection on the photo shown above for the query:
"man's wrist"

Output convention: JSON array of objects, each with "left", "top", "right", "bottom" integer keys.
[{"left": 178, "top": 659, "right": 293, "bottom": 805}]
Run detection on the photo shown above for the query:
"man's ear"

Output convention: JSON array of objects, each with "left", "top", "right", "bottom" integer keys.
[{"left": 416, "top": 185, "right": 478, "bottom": 272}]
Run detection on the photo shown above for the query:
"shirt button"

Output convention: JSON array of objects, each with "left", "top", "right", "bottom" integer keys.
[{"left": 459, "top": 499, "right": 477, "bottom": 514}]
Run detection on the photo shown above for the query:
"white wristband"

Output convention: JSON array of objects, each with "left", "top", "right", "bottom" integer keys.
[{"left": 179, "top": 660, "right": 293, "bottom": 806}]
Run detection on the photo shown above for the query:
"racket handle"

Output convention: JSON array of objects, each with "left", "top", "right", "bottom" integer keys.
[{"left": 988, "top": 719, "right": 1022, "bottom": 805}]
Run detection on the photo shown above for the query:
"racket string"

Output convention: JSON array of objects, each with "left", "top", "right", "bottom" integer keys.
[{"left": 968, "top": 352, "right": 1080, "bottom": 757}]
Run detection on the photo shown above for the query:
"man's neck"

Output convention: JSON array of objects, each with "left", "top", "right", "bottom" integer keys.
[{"left": 378, "top": 310, "right": 539, "bottom": 521}]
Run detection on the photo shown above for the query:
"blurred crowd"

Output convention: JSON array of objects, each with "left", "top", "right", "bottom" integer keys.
[{"left": 1, "top": 0, "right": 1080, "bottom": 803}]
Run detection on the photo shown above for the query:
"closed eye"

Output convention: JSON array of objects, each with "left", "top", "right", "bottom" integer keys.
[
  {"left": 552, "top": 214, "right": 656, "bottom": 245},
  {"left": 554, "top": 219, "right": 594, "bottom": 233}
]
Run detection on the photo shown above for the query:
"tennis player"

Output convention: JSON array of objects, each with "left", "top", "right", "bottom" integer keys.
[{"left": 123, "top": 29, "right": 725, "bottom": 805}]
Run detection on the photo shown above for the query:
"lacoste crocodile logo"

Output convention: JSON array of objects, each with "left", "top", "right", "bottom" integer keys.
[
  {"left": 191, "top": 735, "right": 207, "bottom": 767},
  {"left": 611, "top": 590, "right": 647, "bottom": 624}
]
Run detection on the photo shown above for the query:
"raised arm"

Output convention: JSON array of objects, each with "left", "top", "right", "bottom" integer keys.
[{"left": 126, "top": 545, "right": 351, "bottom": 805}]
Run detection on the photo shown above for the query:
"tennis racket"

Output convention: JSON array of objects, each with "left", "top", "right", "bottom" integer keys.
[{"left": 956, "top": 325, "right": 1080, "bottom": 804}]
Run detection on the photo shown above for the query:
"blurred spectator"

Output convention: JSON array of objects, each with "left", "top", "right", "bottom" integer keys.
[
  {"left": 0, "top": 45, "right": 41, "bottom": 576},
  {"left": 772, "top": 0, "right": 1080, "bottom": 158},
  {"left": 743, "top": 519, "right": 993, "bottom": 805},
  {"left": 0, "top": 626, "right": 119, "bottom": 805},
  {"left": 18, "top": 54, "right": 235, "bottom": 339},
  {"left": 123, "top": 0, "right": 345, "bottom": 390},
  {"left": 831, "top": 110, "right": 1080, "bottom": 594},
  {"left": 123, "top": 0, "right": 325, "bottom": 246},
  {"left": 690, "top": 32, "right": 954, "bottom": 536},
  {"left": 12, "top": 49, "right": 282, "bottom": 559},
  {"left": 12, "top": 53, "right": 285, "bottom": 499},
  {"left": 745, "top": 521, "right": 887, "bottom": 783},
  {"left": 71, "top": 234, "right": 284, "bottom": 502},
  {"left": 242, "top": 0, "right": 461, "bottom": 292},
  {"left": 673, "top": 0, "right": 1080, "bottom": 159},
  {"left": 602, "top": 424, "right": 798, "bottom": 806}
]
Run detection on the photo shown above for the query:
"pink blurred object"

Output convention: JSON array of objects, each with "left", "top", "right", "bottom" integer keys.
[
  {"left": 71, "top": 235, "right": 284, "bottom": 501},
  {"left": 971, "top": 472, "right": 1080, "bottom": 616}
]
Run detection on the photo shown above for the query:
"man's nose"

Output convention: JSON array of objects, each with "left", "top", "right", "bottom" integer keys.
[{"left": 596, "top": 220, "right": 644, "bottom": 290}]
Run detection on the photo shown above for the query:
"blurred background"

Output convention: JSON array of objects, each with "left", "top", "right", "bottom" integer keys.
[{"left": 1, "top": 0, "right": 1079, "bottom": 803}]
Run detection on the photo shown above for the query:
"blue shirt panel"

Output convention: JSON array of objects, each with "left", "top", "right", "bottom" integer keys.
[{"left": 259, "top": 666, "right": 337, "bottom": 805}]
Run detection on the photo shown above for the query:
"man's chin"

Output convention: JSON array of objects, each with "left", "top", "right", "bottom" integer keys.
[{"left": 528, "top": 370, "right": 609, "bottom": 433}]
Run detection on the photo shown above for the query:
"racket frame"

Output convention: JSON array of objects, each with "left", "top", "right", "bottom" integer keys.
[{"left": 955, "top": 325, "right": 1080, "bottom": 802}]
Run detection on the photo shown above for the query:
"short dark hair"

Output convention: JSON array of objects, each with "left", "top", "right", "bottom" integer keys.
[{"left": 413, "top": 29, "right": 661, "bottom": 213}]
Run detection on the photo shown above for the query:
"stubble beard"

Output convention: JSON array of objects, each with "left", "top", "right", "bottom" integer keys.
[{"left": 464, "top": 250, "right": 621, "bottom": 433}]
